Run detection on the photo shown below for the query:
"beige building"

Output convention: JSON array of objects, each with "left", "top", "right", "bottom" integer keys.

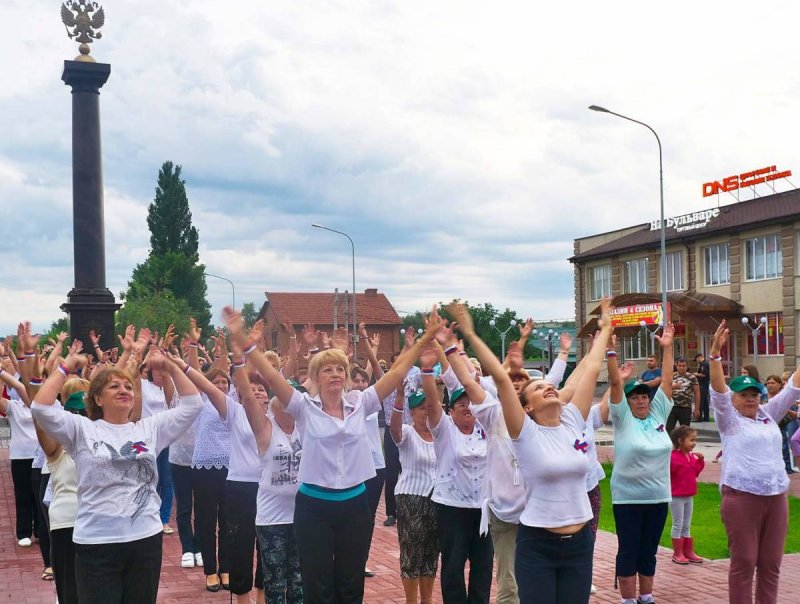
[{"left": 570, "top": 190, "right": 800, "bottom": 378}]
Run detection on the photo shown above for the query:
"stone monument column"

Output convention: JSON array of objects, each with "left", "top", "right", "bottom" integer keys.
[{"left": 59, "top": 1, "right": 120, "bottom": 350}]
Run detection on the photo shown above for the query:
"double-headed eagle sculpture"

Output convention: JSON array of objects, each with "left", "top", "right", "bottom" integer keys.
[{"left": 61, "top": 0, "right": 105, "bottom": 60}]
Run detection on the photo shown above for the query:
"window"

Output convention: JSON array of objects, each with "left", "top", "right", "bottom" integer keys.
[
  {"left": 622, "top": 331, "right": 657, "bottom": 360},
  {"left": 703, "top": 243, "right": 729, "bottom": 286},
  {"left": 271, "top": 330, "right": 279, "bottom": 350},
  {"left": 744, "top": 312, "right": 784, "bottom": 356},
  {"left": 624, "top": 258, "right": 648, "bottom": 293},
  {"left": 663, "top": 251, "right": 684, "bottom": 291},
  {"left": 589, "top": 264, "right": 611, "bottom": 300},
  {"left": 745, "top": 234, "right": 781, "bottom": 281}
]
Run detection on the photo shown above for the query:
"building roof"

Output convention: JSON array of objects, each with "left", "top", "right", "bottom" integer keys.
[
  {"left": 570, "top": 188, "right": 800, "bottom": 263},
  {"left": 259, "top": 290, "right": 402, "bottom": 326}
]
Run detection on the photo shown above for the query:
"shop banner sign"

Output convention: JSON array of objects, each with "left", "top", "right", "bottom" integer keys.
[{"left": 609, "top": 303, "right": 669, "bottom": 328}]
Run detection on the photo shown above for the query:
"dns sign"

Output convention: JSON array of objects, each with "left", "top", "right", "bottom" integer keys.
[{"left": 703, "top": 165, "right": 792, "bottom": 197}]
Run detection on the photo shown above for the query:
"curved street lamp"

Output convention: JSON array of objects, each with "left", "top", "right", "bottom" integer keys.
[{"left": 312, "top": 224, "right": 358, "bottom": 343}]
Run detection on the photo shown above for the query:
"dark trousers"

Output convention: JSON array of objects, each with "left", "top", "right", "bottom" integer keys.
[
  {"left": 436, "top": 503, "right": 494, "bottom": 604},
  {"left": 515, "top": 523, "right": 594, "bottom": 604},
  {"left": 10, "top": 458, "right": 36, "bottom": 540},
  {"left": 699, "top": 383, "right": 710, "bottom": 421},
  {"left": 171, "top": 463, "right": 198, "bottom": 554},
  {"left": 666, "top": 406, "right": 692, "bottom": 434},
  {"left": 31, "top": 467, "right": 51, "bottom": 567},
  {"left": 156, "top": 449, "right": 173, "bottom": 526},
  {"left": 364, "top": 469, "right": 386, "bottom": 567},
  {"left": 51, "top": 526, "right": 78, "bottom": 604},
  {"left": 293, "top": 490, "right": 374, "bottom": 603},
  {"left": 74, "top": 532, "right": 163, "bottom": 604},
  {"left": 225, "top": 480, "right": 263, "bottom": 594},
  {"left": 192, "top": 466, "right": 228, "bottom": 575},
  {"left": 613, "top": 503, "right": 669, "bottom": 577},
  {"left": 383, "top": 428, "right": 401, "bottom": 517},
  {"left": 257, "top": 524, "right": 303, "bottom": 604}
]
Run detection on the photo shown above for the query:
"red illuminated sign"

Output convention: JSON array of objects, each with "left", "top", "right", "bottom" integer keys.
[{"left": 703, "top": 165, "right": 792, "bottom": 197}]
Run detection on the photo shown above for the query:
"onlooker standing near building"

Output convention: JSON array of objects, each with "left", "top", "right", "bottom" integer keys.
[
  {"left": 693, "top": 354, "right": 710, "bottom": 422},
  {"left": 640, "top": 355, "right": 662, "bottom": 400},
  {"left": 668, "top": 358, "right": 701, "bottom": 433}
]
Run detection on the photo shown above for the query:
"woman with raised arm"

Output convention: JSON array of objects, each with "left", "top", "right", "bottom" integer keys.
[
  {"left": 450, "top": 300, "right": 612, "bottom": 604},
  {"left": 224, "top": 305, "right": 442, "bottom": 604},
  {"left": 29, "top": 345, "right": 202, "bottom": 604},
  {"left": 709, "top": 320, "right": 800, "bottom": 604},
  {"left": 390, "top": 380, "right": 438, "bottom": 604},
  {"left": 606, "top": 322, "right": 675, "bottom": 604},
  {"left": 237, "top": 349, "right": 303, "bottom": 604}
]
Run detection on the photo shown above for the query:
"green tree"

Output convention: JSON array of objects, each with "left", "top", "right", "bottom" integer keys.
[
  {"left": 147, "top": 161, "right": 199, "bottom": 257},
  {"left": 241, "top": 302, "right": 259, "bottom": 328},
  {"left": 116, "top": 290, "right": 192, "bottom": 337},
  {"left": 121, "top": 161, "right": 211, "bottom": 333}
]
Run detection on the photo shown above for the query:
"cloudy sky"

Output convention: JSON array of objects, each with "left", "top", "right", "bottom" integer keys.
[{"left": 2, "top": 0, "right": 799, "bottom": 334}]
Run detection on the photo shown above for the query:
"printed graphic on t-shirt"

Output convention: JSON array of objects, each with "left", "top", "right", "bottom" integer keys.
[
  {"left": 271, "top": 438, "right": 302, "bottom": 486},
  {"left": 672, "top": 373, "right": 698, "bottom": 408},
  {"left": 90, "top": 439, "right": 156, "bottom": 524}
]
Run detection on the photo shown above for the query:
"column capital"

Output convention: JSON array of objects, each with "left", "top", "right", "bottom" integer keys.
[{"left": 62, "top": 60, "right": 110, "bottom": 93}]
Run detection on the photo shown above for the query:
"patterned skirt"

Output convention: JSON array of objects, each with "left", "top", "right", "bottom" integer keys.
[{"left": 396, "top": 493, "right": 439, "bottom": 579}]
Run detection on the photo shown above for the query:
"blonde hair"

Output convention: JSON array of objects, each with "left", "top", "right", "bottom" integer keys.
[
  {"left": 61, "top": 377, "right": 89, "bottom": 401},
  {"left": 86, "top": 367, "right": 134, "bottom": 421},
  {"left": 308, "top": 349, "right": 349, "bottom": 383}
]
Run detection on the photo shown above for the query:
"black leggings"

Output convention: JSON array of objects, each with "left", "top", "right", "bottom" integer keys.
[
  {"left": 74, "top": 532, "right": 163, "bottom": 604},
  {"left": 51, "top": 526, "right": 78, "bottom": 604},
  {"left": 436, "top": 503, "right": 494, "bottom": 603},
  {"left": 613, "top": 502, "right": 669, "bottom": 577},
  {"left": 383, "top": 427, "right": 401, "bottom": 517},
  {"left": 31, "top": 467, "right": 51, "bottom": 567},
  {"left": 225, "top": 480, "right": 263, "bottom": 594},
  {"left": 293, "top": 490, "right": 374, "bottom": 603},
  {"left": 192, "top": 466, "right": 228, "bottom": 575},
  {"left": 10, "top": 458, "right": 36, "bottom": 540}
]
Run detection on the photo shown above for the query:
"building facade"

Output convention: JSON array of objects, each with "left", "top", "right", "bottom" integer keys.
[{"left": 570, "top": 190, "right": 800, "bottom": 378}]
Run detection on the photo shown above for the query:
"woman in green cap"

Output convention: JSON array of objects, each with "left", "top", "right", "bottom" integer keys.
[{"left": 390, "top": 384, "right": 438, "bottom": 604}]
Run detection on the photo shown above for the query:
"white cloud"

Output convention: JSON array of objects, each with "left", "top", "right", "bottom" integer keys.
[{"left": 3, "top": 0, "right": 800, "bottom": 333}]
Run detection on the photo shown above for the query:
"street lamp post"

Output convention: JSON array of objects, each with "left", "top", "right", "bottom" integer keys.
[
  {"left": 535, "top": 329, "right": 559, "bottom": 370},
  {"left": 741, "top": 316, "right": 767, "bottom": 365},
  {"left": 489, "top": 319, "right": 517, "bottom": 359},
  {"left": 589, "top": 105, "right": 668, "bottom": 323},
  {"left": 204, "top": 272, "right": 235, "bottom": 309},
  {"left": 639, "top": 319, "right": 664, "bottom": 353},
  {"left": 312, "top": 224, "right": 358, "bottom": 344}
]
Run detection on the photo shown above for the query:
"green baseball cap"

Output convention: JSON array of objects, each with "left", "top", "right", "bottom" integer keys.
[
  {"left": 447, "top": 386, "right": 467, "bottom": 406},
  {"left": 623, "top": 380, "right": 651, "bottom": 396},
  {"left": 408, "top": 390, "right": 426, "bottom": 409},
  {"left": 729, "top": 375, "right": 763, "bottom": 393}
]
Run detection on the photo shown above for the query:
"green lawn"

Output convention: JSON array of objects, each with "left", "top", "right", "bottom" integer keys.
[{"left": 596, "top": 464, "right": 800, "bottom": 559}]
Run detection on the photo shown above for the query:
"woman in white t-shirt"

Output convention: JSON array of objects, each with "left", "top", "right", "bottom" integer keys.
[
  {"left": 709, "top": 321, "right": 800, "bottom": 604},
  {"left": 450, "top": 301, "right": 612, "bottom": 604},
  {"left": 30, "top": 348, "right": 203, "bottom": 604},
  {"left": 238, "top": 347, "right": 304, "bottom": 604},
  {"left": 389, "top": 386, "right": 437, "bottom": 604},
  {"left": 224, "top": 305, "right": 441, "bottom": 604}
]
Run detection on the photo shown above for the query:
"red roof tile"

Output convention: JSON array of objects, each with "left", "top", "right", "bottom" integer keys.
[{"left": 260, "top": 290, "right": 402, "bottom": 326}]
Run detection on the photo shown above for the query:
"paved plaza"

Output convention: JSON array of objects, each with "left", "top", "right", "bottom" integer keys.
[{"left": 1, "top": 432, "right": 799, "bottom": 603}]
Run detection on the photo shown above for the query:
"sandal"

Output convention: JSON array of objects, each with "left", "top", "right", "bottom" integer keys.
[
  {"left": 220, "top": 572, "right": 230, "bottom": 590},
  {"left": 42, "top": 568, "right": 54, "bottom": 581},
  {"left": 162, "top": 525, "right": 175, "bottom": 535}
]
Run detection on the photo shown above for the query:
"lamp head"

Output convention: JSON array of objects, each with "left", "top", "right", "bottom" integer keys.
[
  {"left": 510, "top": 320, "right": 517, "bottom": 327},
  {"left": 741, "top": 317, "right": 749, "bottom": 325},
  {"left": 639, "top": 320, "right": 647, "bottom": 327},
  {"left": 417, "top": 328, "right": 423, "bottom": 335},
  {"left": 759, "top": 316, "right": 768, "bottom": 325},
  {"left": 489, "top": 320, "right": 496, "bottom": 327},
  {"left": 548, "top": 329, "right": 554, "bottom": 335},
  {"left": 400, "top": 328, "right": 406, "bottom": 335},
  {"left": 311, "top": 223, "right": 323, "bottom": 228},
  {"left": 589, "top": 105, "right": 610, "bottom": 113}
]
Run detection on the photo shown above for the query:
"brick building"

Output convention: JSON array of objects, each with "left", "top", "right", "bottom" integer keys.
[
  {"left": 256, "top": 289, "right": 403, "bottom": 363},
  {"left": 570, "top": 190, "right": 800, "bottom": 378}
]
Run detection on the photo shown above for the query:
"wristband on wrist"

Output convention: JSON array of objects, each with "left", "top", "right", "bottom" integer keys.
[
  {"left": 420, "top": 368, "right": 435, "bottom": 375},
  {"left": 183, "top": 364, "right": 192, "bottom": 375},
  {"left": 444, "top": 345, "right": 458, "bottom": 356},
  {"left": 232, "top": 361, "right": 245, "bottom": 370},
  {"left": 606, "top": 351, "right": 617, "bottom": 358},
  {"left": 308, "top": 347, "right": 320, "bottom": 355},
  {"left": 57, "top": 364, "right": 69, "bottom": 377},
  {"left": 710, "top": 355, "right": 722, "bottom": 362},
  {"left": 16, "top": 356, "right": 25, "bottom": 362},
  {"left": 25, "top": 351, "right": 35, "bottom": 357},
  {"left": 189, "top": 342, "right": 198, "bottom": 348},
  {"left": 392, "top": 406, "right": 404, "bottom": 413},
  {"left": 243, "top": 344, "right": 258, "bottom": 356},
  {"left": 29, "top": 377, "right": 43, "bottom": 386},
  {"left": 459, "top": 351, "right": 468, "bottom": 356},
  {"left": 93, "top": 344, "right": 101, "bottom": 349}
]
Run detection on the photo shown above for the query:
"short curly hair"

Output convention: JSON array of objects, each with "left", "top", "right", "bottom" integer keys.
[{"left": 85, "top": 367, "right": 134, "bottom": 421}]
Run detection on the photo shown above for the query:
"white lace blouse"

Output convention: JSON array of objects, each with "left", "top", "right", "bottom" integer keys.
[{"left": 190, "top": 397, "right": 231, "bottom": 470}]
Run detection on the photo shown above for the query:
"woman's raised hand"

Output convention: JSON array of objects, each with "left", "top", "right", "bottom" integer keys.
[
  {"left": 655, "top": 322, "right": 675, "bottom": 349},
  {"left": 710, "top": 320, "right": 729, "bottom": 355},
  {"left": 447, "top": 303, "right": 474, "bottom": 336},
  {"left": 423, "top": 305, "right": 445, "bottom": 338}
]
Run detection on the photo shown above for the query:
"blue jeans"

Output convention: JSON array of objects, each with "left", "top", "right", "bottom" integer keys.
[
  {"left": 156, "top": 449, "right": 173, "bottom": 526},
  {"left": 170, "top": 463, "right": 197, "bottom": 554},
  {"left": 515, "top": 523, "right": 594, "bottom": 604}
]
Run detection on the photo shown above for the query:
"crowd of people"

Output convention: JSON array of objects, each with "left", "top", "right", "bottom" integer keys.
[{"left": 0, "top": 305, "right": 798, "bottom": 604}]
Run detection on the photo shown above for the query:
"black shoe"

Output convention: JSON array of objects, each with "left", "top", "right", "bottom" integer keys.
[
  {"left": 637, "top": 600, "right": 656, "bottom": 604},
  {"left": 383, "top": 515, "right": 396, "bottom": 527},
  {"left": 205, "top": 576, "right": 221, "bottom": 593},
  {"left": 364, "top": 567, "right": 375, "bottom": 577}
]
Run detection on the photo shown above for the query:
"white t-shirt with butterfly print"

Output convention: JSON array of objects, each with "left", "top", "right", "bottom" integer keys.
[
  {"left": 31, "top": 394, "right": 203, "bottom": 544},
  {"left": 512, "top": 403, "right": 593, "bottom": 528}
]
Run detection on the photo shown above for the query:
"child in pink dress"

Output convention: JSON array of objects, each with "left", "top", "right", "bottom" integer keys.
[{"left": 669, "top": 426, "right": 705, "bottom": 564}]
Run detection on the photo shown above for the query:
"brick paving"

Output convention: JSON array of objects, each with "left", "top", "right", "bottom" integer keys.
[{"left": 2, "top": 446, "right": 800, "bottom": 603}]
